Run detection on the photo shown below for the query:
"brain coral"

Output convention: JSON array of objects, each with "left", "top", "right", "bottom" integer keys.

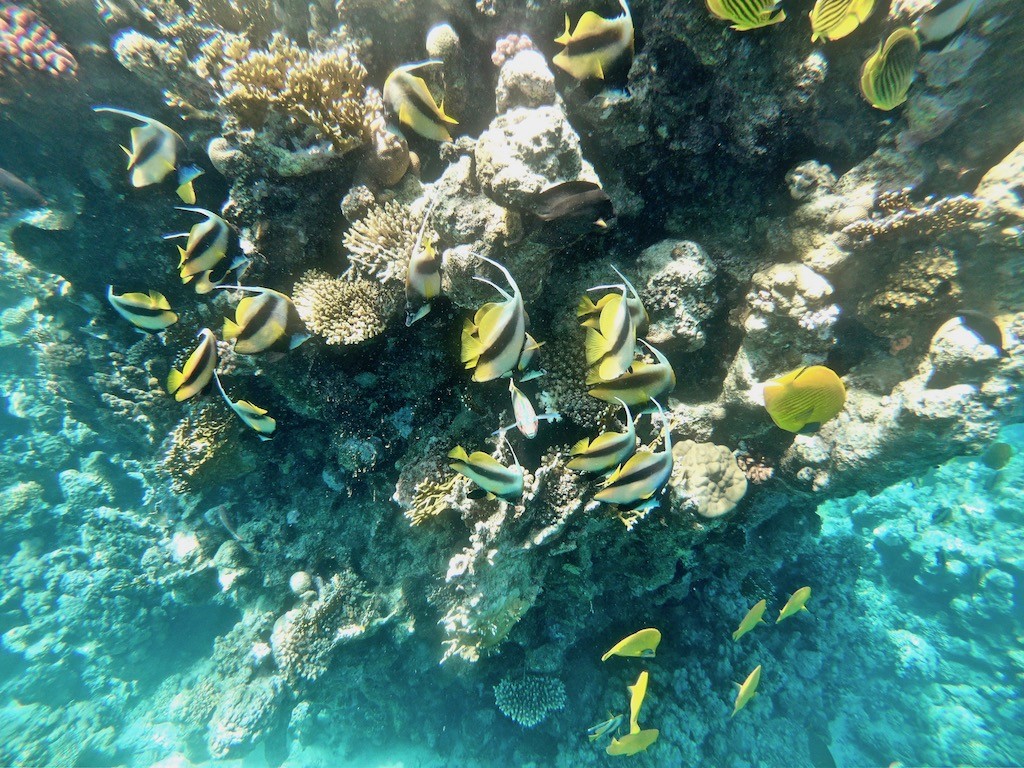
[{"left": 670, "top": 440, "right": 749, "bottom": 518}]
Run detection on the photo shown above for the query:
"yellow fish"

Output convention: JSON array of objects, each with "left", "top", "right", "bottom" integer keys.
[
  {"left": 585, "top": 284, "right": 636, "bottom": 382},
  {"left": 762, "top": 365, "right": 846, "bottom": 434},
  {"left": 554, "top": 0, "right": 634, "bottom": 81},
  {"left": 106, "top": 286, "right": 177, "bottom": 332},
  {"left": 731, "top": 664, "right": 762, "bottom": 717},
  {"left": 627, "top": 670, "right": 649, "bottom": 733},
  {"left": 588, "top": 340, "right": 675, "bottom": 408},
  {"left": 860, "top": 27, "right": 920, "bottom": 111},
  {"left": 594, "top": 400, "right": 673, "bottom": 515},
  {"left": 580, "top": 265, "right": 649, "bottom": 337},
  {"left": 447, "top": 445, "right": 523, "bottom": 501},
  {"left": 706, "top": 0, "right": 786, "bottom": 31},
  {"left": 167, "top": 328, "right": 218, "bottom": 402},
  {"left": 776, "top": 586, "right": 812, "bottom": 623},
  {"left": 221, "top": 286, "right": 309, "bottom": 355},
  {"left": 383, "top": 61, "right": 458, "bottom": 142},
  {"left": 732, "top": 599, "right": 767, "bottom": 642},
  {"left": 567, "top": 398, "right": 637, "bottom": 474},
  {"left": 461, "top": 255, "right": 528, "bottom": 382},
  {"left": 601, "top": 627, "right": 661, "bottom": 662},
  {"left": 165, "top": 206, "right": 230, "bottom": 281},
  {"left": 809, "top": 0, "right": 875, "bottom": 42},
  {"left": 213, "top": 371, "right": 276, "bottom": 440},
  {"left": 607, "top": 729, "right": 659, "bottom": 756}
]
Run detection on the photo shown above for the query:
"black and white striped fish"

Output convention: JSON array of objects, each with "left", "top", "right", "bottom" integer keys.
[
  {"left": 107, "top": 285, "right": 177, "bottom": 332},
  {"left": 167, "top": 328, "right": 218, "bottom": 402}
]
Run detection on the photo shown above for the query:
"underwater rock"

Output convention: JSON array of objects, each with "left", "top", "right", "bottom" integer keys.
[
  {"left": 207, "top": 674, "right": 286, "bottom": 759},
  {"left": 636, "top": 239, "right": 718, "bottom": 351},
  {"left": 974, "top": 138, "right": 1024, "bottom": 223},
  {"left": 495, "top": 49, "right": 556, "bottom": 114}
]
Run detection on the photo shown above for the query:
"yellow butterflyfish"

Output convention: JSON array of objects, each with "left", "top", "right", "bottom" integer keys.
[
  {"left": 860, "top": 27, "right": 920, "bottom": 111},
  {"left": 601, "top": 627, "right": 662, "bottom": 662},
  {"left": 706, "top": 0, "right": 786, "bottom": 31},
  {"left": 106, "top": 286, "right": 177, "bottom": 332},
  {"left": 809, "top": 0, "right": 875, "bottom": 42},
  {"left": 763, "top": 365, "right": 846, "bottom": 433},
  {"left": 167, "top": 328, "right": 218, "bottom": 403}
]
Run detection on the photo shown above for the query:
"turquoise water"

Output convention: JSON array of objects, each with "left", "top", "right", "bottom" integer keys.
[{"left": 2, "top": 0, "right": 1024, "bottom": 765}]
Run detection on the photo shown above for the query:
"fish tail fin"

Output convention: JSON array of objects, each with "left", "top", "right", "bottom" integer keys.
[
  {"left": 585, "top": 327, "right": 610, "bottom": 366},
  {"left": 570, "top": 437, "right": 591, "bottom": 456},
  {"left": 166, "top": 368, "right": 184, "bottom": 395},
  {"left": 555, "top": 13, "right": 572, "bottom": 44},
  {"left": 176, "top": 181, "right": 197, "bottom": 205},
  {"left": 447, "top": 446, "right": 469, "bottom": 462},
  {"left": 223, "top": 317, "right": 242, "bottom": 341},
  {"left": 461, "top": 323, "right": 482, "bottom": 366}
]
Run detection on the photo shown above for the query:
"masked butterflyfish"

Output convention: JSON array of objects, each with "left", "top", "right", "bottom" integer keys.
[
  {"left": 580, "top": 265, "right": 649, "bottom": 337},
  {"left": 915, "top": 0, "right": 982, "bottom": 43},
  {"left": 809, "top": 0, "right": 876, "bottom": 42},
  {"left": 860, "top": 28, "right": 920, "bottom": 111},
  {"left": 568, "top": 398, "right": 637, "bottom": 474},
  {"left": 220, "top": 286, "right": 310, "bottom": 355},
  {"left": 167, "top": 327, "right": 218, "bottom": 402},
  {"left": 461, "top": 255, "right": 528, "bottom": 382},
  {"left": 93, "top": 106, "right": 203, "bottom": 202},
  {"left": 601, "top": 627, "right": 661, "bottom": 662},
  {"left": 406, "top": 193, "right": 443, "bottom": 326},
  {"left": 554, "top": 0, "right": 634, "bottom": 81},
  {"left": 213, "top": 370, "right": 276, "bottom": 440},
  {"left": 383, "top": 61, "right": 458, "bottom": 142},
  {"left": 166, "top": 206, "right": 231, "bottom": 281},
  {"left": 585, "top": 284, "right": 637, "bottom": 382},
  {"left": 732, "top": 599, "right": 768, "bottom": 641},
  {"left": 587, "top": 714, "right": 623, "bottom": 742},
  {"left": 447, "top": 445, "right": 524, "bottom": 501},
  {"left": 588, "top": 340, "right": 675, "bottom": 408},
  {"left": 776, "top": 586, "right": 812, "bottom": 623},
  {"left": 530, "top": 180, "right": 615, "bottom": 228},
  {"left": 706, "top": 0, "right": 786, "bottom": 31},
  {"left": 606, "top": 729, "right": 659, "bottom": 756},
  {"left": 594, "top": 399, "right": 673, "bottom": 515},
  {"left": 954, "top": 310, "right": 1007, "bottom": 357},
  {"left": 107, "top": 285, "right": 178, "bottom": 332},
  {"left": 763, "top": 365, "right": 845, "bottom": 434},
  {"left": 731, "top": 664, "right": 762, "bottom": 717}
]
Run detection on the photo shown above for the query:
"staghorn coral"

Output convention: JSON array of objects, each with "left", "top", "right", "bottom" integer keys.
[
  {"left": 342, "top": 200, "right": 425, "bottom": 285},
  {"left": 221, "top": 34, "right": 367, "bottom": 153},
  {"left": 670, "top": 441, "right": 748, "bottom": 519},
  {"left": 406, "top": 474, "right": 460, "bottom": 526},
  {"left": 0, "top": 5, "right": 77, "bottom": 78},
  {"left": 292, "top": 269, "right": 397, "bottom": 346},
  {"left": 842, "top": 188, "right": 980, "bottom": 245},
  {"left": 493, "top": 675, "right": 566, "bottom": 728}
]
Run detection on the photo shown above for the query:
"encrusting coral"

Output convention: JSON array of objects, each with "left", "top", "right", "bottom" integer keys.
[
  {"left": 842, "top": 188, "right": 981, "bottom": 245},
  {"left": 670, "top": 441, "right": 749, "bottom": 519}
]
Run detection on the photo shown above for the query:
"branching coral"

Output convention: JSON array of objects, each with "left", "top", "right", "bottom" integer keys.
[
  {"left": 0, "top": 5, "right": 77, "bottom": 78},
  {"left": 159, "top": 402, "right": 252, "bottom": 494},
  {"left": 670, "top": 441, "right": 748, "bottom": 519},
  {"left": 842, "top": 188, "right": 980, "bottom": 245},
  {"left": 292, "top": 269, "right": 397, "bottom": 345},
  {"left": 406, "top": 474, "right": 459, "bottom": 526},
  {"left": 493, "top": 675, "right": 566, "bottom": 728},
  {"left": 342, "top": 200, "right": 427, "bottom": 285},
  {"left": 857, "top": 248, "right": 961, "bottom": 340},
  {"left": 221, "top": 34, "right": 367, "bottom": 152}
]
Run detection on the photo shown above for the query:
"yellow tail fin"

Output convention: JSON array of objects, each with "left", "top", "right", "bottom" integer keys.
[
  {"left": 223, "top": 317, "right": 242, "bottom": 341},
  {"left": 447, "top": 445, "right": 469, "bottom": 461},
  {"left": 166, "top": 368, "right": 184, "bottom": 394}
]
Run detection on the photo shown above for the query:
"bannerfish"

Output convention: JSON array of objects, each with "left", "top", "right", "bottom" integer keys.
[
  {"left": 221, "top": 286, "right": 310, "bottom": 355},
  {"left": 601, "top": 627, "right": 661, "bottom": 662},
  {"left": 809, "top": 0, "right": 876, "bottom": 42},
  {"left": 406, "top": 193, "right": 443, "bottom": 326},
  {"left": 588, "top": 340, "right": 675, "bottom": 408},
  {"left": 0, "top": 167, "right": 46, "bottom": 207},
  {"left": 580, "top": 265, "right": 649, "bottom": 338},
  {"left": 383, "top": 61, "right": 458, "bottom": 142},
  {"left": 777, "top": 586, "right": 812, "bottom": 623},
  {"left": 517, "top": 334, "right": 545, "bottom": 379},
  {"left": 954, "top": 310, "right": 1007, "bottom": 357},
  {"left": 606, "top": 729, "right": 659, "bottom": 756},
  {"left": 167, "top": 328, "right": 217, "bottom": 402},
  {"left": 93, "top": 106, "right": 204, "bottom": 203},
  {"left": 860, "top": 27, "right": 920, "bottom": 111},
  {"left": 107, "top": 285, "right": 178, "bottom": 332},
  {"left": 585, "top": 283, "right": 637, "bottom": 382},
  {"left": 447, "top": 445, "right": 524, "bottom": 501},
  {"left": 731, "top": 664, "right": 762, "bottom": 717},
  {"left": 915, "top": 0, "right": 983, "bottom": 43},
  {"left": 732, "top": 599, "right": 768, "bottom": 642},
  {"left": 763, "top": 365, "right": 846, "bottom": 434},
  {"left": 461, "top": 255, "right": 528, "bottom": 382},
  {"left": 594, "top": 398, "right": 673, "bottom": 515},
  {"left": 587, "top": 714, "right": 623, "bottom": 742},
  {"left": 190, "top": 255, "right": 250, "bottom": 295},
  {"left": 213, "top": 370, "right": 276, "bottom": 440},
  {"left": 706, "top": 0, "right": 786, "bottom": 31},
  {"left": 530, "top": 180, "right": 615, "bottom": 228},
  {"left": 165, "top": 206, "right": 231, "bottom": 282},
  {"left": 627, "top": 670, "right": 649, "bottom": 733},
  {"left": 554, "top": 0, "right": 634, "bottom": 81},
  {"left": 568, "top": 398, "right": 637, "bottom": 474}
]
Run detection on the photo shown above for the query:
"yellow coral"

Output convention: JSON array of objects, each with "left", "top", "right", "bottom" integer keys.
[{"left": 407, "top": 474, "right": 459, "bottom": 526}]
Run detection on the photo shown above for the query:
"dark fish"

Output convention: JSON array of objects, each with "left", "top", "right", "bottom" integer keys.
[
  {"left": 0, "top": 167, "right": 46, "bottom": 207},
  {"left": 981, "top": 442, "right": 1012, "bottom": 470},
  {"left": 807, "top": 733, "right": 838, "bottom": 768},
  {"left": 955, "top": 310, "right": 1007, "bottom": 357},
  {"left": 530, "top": 180, "right": 615, "bottom": 227}
]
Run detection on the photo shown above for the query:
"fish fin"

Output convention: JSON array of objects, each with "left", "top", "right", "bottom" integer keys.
[
  {"left": 176, "top": 245, "right": 189, "bottom": 267},
  {"left": 595, "top": 57, "right": 605, "bottom": 80},
  {"left": 578, "top": 294, "right": 600, "bottom": 318},
  {"left": 466, "top": 487, "right": 488, "bottom": 500},
  {"left": 223, "top": 317, "right": 242, "bottom": 341},
  {"left": 570, "top": 437, "right": 592, "bottom": 455},
  {"left": 447, "top": 446, "right": 469, "bottom": 462},
  {"left": 585, "top": 327, "right": 610, "bottom": 366},
  {"left": 598, "top": 357, "right": 624, "bottom": 381},
  {"left": 166, "top": 368, "right": 184, "bottom": 394},
  {"left": 555, "top": 13, "right": 572, "bottom": 44},
  {"left": 573, "top": 10, "right": 612, "bottom": 36},
  {"left": 461, "top": 325, "right": 483, "bottom": 365},
  {"left": 176, "top": 181, "right": 197, "bottom": 205},
  {"left": 437, "top": 100, "right": 458, "bottom": 125}
]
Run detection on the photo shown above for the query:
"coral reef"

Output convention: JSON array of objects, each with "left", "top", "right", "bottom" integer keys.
[
  {"left": 493, "top": 675, "right": 566, "bottom": 728},
  {"left": 0, "top": 5, "right": 77, "bottom": 78},
  {"left": 292, "top": 269, "right": 396, "bottom": 346}
]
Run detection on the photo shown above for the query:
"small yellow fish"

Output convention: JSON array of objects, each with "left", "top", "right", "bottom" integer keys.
[
  {"left": 213, "top": 371, "right": 276, "bottom": 440},
  {"left": 763, "top": 365, "right": 846, "bottom": 434},
  {"left": 448, "top": 445, "right": 523, "bottom": 501},
  {"left": 732, "top": 599, "right": 767, "bottom": 642},
  {"left": 167, "top": 328, "right": 218, "bottom": 402},
  {"left": 584, "top": 285, "right": 636, "bottom": 382},
  {"left": 607, "top": 728, "right": 659, "bottom": 756},
  {"left": 809, "top": 0, "right": 875, "bottom": 42},
  {"left": 106, "top": 286, "right": 177, "bottom": 332},
  {"left": 731, "top": 664, "right": 762, "bottom": 717},
  {"left": 588, "top": 340, "right": 675, "bottom": 408},
  {"left": 221, "top": 286, "right": 309, "bottom": 355},
  {"left": 860, "top": 28, "right": 920, "bottom": 111},
  {"left": 776, "top": 586, "right": 812, "bottom": 623},
  {"left": 554, "top": 0, "right": 634, "bottom": 81},
  {"left": 567, "top": 398, "right": 637, "bottom": 474},
  {"left": 706, "top": 0, "right": 786, "bottom": 31},
  {"left": 627, "top": 670, "right": 649, "bottom": 734},
  {"left": 383, "top": 61, "right": 458, "bottom": 142},
  {"left": 601, "top": 627, "right": 662, "bottom": 662}
]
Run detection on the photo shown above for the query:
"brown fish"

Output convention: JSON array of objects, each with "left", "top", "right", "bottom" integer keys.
[
  {"left": 530, "top": 180, "right": 615, "bottom": 227},
  {"left": 0, "top": 167, "right": 46, "bottom": 207}
]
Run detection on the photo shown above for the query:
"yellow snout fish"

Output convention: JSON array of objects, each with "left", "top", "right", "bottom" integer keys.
[
  {"left": 448, "top": 445, "right": 523, "bottom": 501},
  {"left": 167, "top": 328, "right": 217, "bottom": 402},
  {"left": 627, "top": 670, "right": 649, "bottom": 733},
  {"left": 860, "top": 27, "right": 920, "bottom": 111},
  {"left": 706, "top": 0, "right": 786, "bottom": 31},
  {"left": 554, "top": 0, "right": 634, "bottom": 81},
  {"left": 383, "top": 61, "right": 458, "bottom": 142},
  {"left": 763, "top": 365, "right": 846, "bottom": 434},
  {"left": 731, "top": 664, "right": 762, "bottom": 717},
  {"left": 601, "top": 627, "right": 661, "bottom": 662},
  {"left": 776, "top": 586, "right": 812, "bottom": 623},
  {"left": 106, "top": 286, "right": 177, "bottom": 332},
  {"left": 732, "top": 599, "right": 767, "bottom": 642},
  {"left": 809, "top": 0, "right": 875, "bottom": 42}
]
